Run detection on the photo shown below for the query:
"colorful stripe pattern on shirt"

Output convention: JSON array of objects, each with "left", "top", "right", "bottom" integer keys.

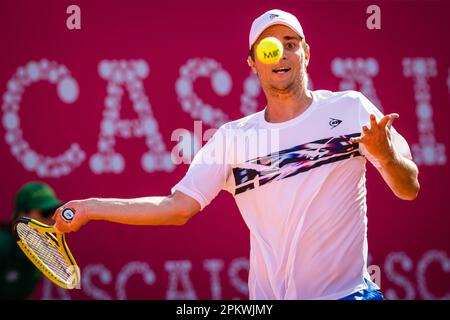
[{"left": 233, "top": 133, "right": 361, "bottom": 195}]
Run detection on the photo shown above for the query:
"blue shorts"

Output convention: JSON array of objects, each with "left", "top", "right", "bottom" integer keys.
[{"left": 340, "top": 279, "right": 384, "bottom": 300}]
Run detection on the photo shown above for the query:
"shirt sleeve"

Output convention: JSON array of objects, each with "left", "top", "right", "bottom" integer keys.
[
  {"left": 171, "top": 125, "right": 231, "bottom": 211},
  {"left": 357, "top": 92, "right": 413, "bottom": 169}
]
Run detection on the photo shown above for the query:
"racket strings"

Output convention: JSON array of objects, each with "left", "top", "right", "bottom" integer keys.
[{"left": 16, "top": 223, "right": 74, "bottom": 283}]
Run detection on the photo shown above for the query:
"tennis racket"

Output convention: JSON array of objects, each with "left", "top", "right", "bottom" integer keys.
[{"left": 12, "top": 208, "right": 80, "bottom": 289}]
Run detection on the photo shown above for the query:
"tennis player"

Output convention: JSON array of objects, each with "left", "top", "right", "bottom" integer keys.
[{"left": 53, "top": 9, "right": 420, "bottom": 300}]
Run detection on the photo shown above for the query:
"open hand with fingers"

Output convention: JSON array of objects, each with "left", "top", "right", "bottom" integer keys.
[
  {"left": 350, "top": 113, "right": 400, "bottom": 164},
  {"left": 52, "top": 200, "right": 90, "bottom": 233}
]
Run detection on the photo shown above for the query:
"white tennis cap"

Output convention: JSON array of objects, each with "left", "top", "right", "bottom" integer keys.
[{"left": 249, "top": 9, "right": 305, "bottom": 49}]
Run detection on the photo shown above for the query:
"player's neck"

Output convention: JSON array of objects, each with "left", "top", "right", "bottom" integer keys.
[{"left": 264, "top": 88, "right": 313, "bottom": 123}]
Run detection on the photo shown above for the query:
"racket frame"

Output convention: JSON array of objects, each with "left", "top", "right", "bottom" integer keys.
[{"left": 12, "top": 217, "right": 80, "bottom": 289}]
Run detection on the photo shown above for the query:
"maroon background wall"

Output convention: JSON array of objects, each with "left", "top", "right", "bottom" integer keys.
[{"left": 1, "top": 0, "right": 449, "bottom": 300}]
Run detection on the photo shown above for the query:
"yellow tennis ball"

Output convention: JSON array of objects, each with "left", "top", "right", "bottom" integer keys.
[{"left": 256, "top": 37, "right": 283, "bottom": 64}]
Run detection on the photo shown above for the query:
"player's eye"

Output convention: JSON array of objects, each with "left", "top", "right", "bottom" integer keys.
[{"left": 286, "top": 42, "right": 296, "bottom": 50}]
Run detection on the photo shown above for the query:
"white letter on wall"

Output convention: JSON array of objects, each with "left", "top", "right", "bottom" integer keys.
[{"left": 1, "top": 59, "right": 85, "bottom": 177}]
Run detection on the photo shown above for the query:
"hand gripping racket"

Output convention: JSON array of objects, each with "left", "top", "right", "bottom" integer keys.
[{"left": 12, "top": 208, "right": 80, "bottom": 289}]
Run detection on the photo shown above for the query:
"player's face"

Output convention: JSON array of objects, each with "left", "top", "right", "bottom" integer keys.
[{"left": 248, "top": 24, "right": 310, "bottom": 95}]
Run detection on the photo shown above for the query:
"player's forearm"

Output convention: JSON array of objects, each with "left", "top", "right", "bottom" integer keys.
[
  {"left": 378, "top": 152, "right": 420, "bottom": 200},
  {"left": 84, "top": 196, "right": 190, "bottom": 226}
]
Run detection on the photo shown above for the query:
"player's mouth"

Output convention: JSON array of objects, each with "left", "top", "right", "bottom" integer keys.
[{"left": 272, "top": 67, "right": 291, "bottom": 74}]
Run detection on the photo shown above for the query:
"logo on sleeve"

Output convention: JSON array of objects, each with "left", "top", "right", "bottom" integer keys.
[{"left": 329, "top": 118, "right": 343, "bottom": 129}]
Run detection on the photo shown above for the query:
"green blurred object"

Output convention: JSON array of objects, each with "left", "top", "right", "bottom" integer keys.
[
  {"left": 0, "top": 181, "right": 64, "bottom": 299},
  {"left": 0, "top": 227, "right": 41, "bottom": 299},
  {"left": 13, "top": 182, "right": 64, "bottom": 219}
]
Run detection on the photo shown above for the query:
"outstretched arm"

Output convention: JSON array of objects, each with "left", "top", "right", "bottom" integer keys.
[
  {"left": 351, "top": 113, "right": 420, "bottom": 201},
  {"left": 52, "top": 191, "right": 200, "bottom": 233}
]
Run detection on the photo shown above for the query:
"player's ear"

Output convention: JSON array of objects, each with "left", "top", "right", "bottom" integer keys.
[
  {"left": 304, "top": 43, "right": 311, "bottom": 67},
  {"left": 247, "top": 56, "right": 257, "bottom": 75}
]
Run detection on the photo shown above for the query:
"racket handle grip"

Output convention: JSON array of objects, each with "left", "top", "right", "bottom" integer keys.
[{"left": 61, "top": 208, "right": 76, "bottom": 222}]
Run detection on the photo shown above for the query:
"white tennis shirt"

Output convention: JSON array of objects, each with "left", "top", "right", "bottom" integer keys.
[{"left": 172, "top": 90, "right": 412, "bottom": 299}]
